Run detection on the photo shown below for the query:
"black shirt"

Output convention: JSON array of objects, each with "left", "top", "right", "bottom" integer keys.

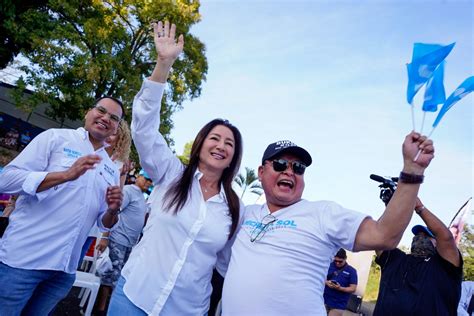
[{"left": 373, "top": 248, "right": 462, "bottom": 316}]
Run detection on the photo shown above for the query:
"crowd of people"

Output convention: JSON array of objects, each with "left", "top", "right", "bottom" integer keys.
[{"left": 0, "top": 20, "right": 469, "bottom": 316}]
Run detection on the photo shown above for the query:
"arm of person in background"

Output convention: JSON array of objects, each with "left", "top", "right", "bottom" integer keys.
[
  {"left": 96, "top": 231, "right": 110, "bottom": 254},
  {"left": 101, "top": 186, "right": 123, "bottom": 228},
  {"left": 131, "top": 21, "right": 185, "bottom": 185},
  {"left": 118, "top": 160, "right": 132, "bottom": 189},
  {"left": 353, "top": 131, "right": 435, "bottom": 251},
  {"left": 415, "top": 197, "right": 461, "bottom": 267},
  {"left": 0, "top": 196, "right": 17, "bottom": 217}
]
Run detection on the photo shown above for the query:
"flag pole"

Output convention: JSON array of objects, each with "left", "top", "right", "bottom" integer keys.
[
  {"left": 449, "top": 197, "right": 472, "bottom": 227},
  {"left": 413, "top": 126, "right": 436, "bottom": 161},
  {"left": 420, "top": 112, "right": 426, "bottom": 134},
  {"left": 411, "top": 102, "right": 416, "bottom": 132}
]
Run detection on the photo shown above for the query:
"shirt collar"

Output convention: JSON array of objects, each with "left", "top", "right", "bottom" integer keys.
[
  {"left": 194, "top": 168, "right": 227, "bottom": 203},
  {"left": 77, "top": 127, "right": 110, "bottom": 151}
]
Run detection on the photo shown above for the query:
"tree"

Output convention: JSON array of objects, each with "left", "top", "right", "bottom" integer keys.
[
  {"left": 0, "top": 0, "right": 49, "bottom": 68},
  {"left": 9, "top": 0, "right": 207, "bottom": 145},
  {"left": 177, "top": 140, "right": 193, "bottom": 165},
  {"left": 234, "top": 167, "right": 263, "bottom": 200},
  {"left": 459, "top": 224, "right": 474, "bottom": 280}
]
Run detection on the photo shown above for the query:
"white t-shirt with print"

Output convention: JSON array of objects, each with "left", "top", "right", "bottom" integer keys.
[{"left": 222, "top": 199, "right": 368, "bottom": 316}]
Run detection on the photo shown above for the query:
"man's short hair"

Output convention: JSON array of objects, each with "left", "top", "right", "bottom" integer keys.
[
  {"left": 335, "top": 248, "right": 347, "bottom": 259},
  {"left": 94, "top": 96, "right": 125, "bottom": 118}
]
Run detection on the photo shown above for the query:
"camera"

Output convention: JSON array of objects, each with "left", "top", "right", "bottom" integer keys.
[{"left": 370, "top": 174, "right": 398, "bottom": 206}]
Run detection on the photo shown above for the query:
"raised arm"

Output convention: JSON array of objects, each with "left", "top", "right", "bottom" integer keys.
[
  {"left": 149, "top": 20, "right": 184, "bottom": 83},
  {"left": 131, "top": 21, "right": 185, "bottom": 185},
  {"left": 354, "top": 131, "right": 435, "bottom": 251},
  {"left": 415, "top": 198, "right": 461, "bottom": 267}
]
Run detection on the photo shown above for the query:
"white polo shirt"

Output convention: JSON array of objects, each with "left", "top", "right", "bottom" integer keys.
[{"left": 0, "top": 127, "right": 119, "bottom": 273}]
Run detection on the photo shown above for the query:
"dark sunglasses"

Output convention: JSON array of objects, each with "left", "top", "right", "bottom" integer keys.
[{"left": 270, "top": 159, "right": 306, "bottom": 175}]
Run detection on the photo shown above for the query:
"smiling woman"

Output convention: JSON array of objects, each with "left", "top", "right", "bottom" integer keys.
[{"left": 106, "top": 21, "right": 244, "bottom": 316}]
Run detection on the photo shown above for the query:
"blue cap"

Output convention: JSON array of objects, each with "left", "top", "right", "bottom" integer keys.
[
  {"left": 411, "top": 225, "right": 435, "bottom": 238},
  {"left": 139, "top": 169, "right": 152, "bottom": 181}
]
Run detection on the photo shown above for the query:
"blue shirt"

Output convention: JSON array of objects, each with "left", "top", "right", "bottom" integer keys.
[
  {"left": 324, "top": 261, "right": 358, "bottom": 309},
  {"left": 0, "top": 127, "right": 119, "bottom": 273},
  {"left": 110, "top": 184, "right": 147, "bottom": 248}
]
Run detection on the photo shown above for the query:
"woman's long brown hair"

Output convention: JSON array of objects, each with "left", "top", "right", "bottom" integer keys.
[{"left": 163, "top": 119, "right": 243, "bottom": 239}]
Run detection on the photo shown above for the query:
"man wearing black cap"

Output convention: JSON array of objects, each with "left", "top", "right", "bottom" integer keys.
[
  {"left": 221, "top": 131, "right": 435, "bottom": 315},
  {"left": 373, "top": 197, "right": 462, "bottom": 316}
]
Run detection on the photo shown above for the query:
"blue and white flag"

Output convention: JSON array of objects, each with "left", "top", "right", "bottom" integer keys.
[
  {"left": 433, "top": 76, "right": 474, "bottom": 127},
  {"left": 412, "top": 43, "right": 447, "bottom": 112},
  {"left": 406, "top": 42, "right": 455, "bottom": 104},
  {"left": 423, "top": 62, "right": 445, "bottom": 112}
]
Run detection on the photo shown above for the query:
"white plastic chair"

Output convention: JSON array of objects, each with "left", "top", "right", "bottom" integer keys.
[{"left": 73, "top": 237, "right": 101, "bottom": 316}]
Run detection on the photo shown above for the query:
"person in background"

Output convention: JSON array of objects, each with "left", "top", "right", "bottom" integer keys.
[
  {"left": 373, "top": 198, "right": 462, "bottom": 316},
  {"left": 458, "top": 281, "right": 474, "bottom": 316},
  {"left": 107, "top": 21, "right": 243, "bottom": 316},
  {"left": 324, "top": 248, "right": 358, "bottom": 315},
  {"left": 78, "top": 120, "right": 132, "bottom": 265},
  {"left": 0, "top": 96, "right": 124, "bottom": 315},
  {"left": 105, "top": 120, "right": 132, "bottom": 187},
  {"left": 0, "top": 195, "right": 16, "bottom": 238},
  {"left": 94, "top": 173, "right": 153, "bottom": 315}
]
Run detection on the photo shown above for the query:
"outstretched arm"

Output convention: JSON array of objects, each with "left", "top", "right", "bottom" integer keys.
[
  {"left": 415, "top": 198, "right": 461, "bottom": 267},
  {"left": 354, "top": 131, "right": 435, "bottom": 251}
]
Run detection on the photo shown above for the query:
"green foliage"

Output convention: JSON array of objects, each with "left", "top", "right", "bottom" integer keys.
[
  {"left": 9, "top": 0, "right": 207, "bottom": 145},
  {"left": 177, "top": 140, "right": 193, "bottom": 165},
  {"left": 364, "top": 254, "right": 381, "bottom": 302},
  {"left": 459, "top": 224, "right": 474, "bottom": 280},
  {"left": 0, "top": 0, "right": 49, "bottom": 68},
  {"left": 234, "top": 167, "right": 263, "bottom": 200}
]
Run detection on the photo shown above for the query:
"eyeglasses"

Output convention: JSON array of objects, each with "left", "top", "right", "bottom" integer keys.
[
  {"left": 270, "top": 159, "right": 306, "bottom": 175},
  {"left": 250, "top": 214, "right": 277, "bottom": 242},
  {"left": 94, "top": 105, "right": 122, "bottom": 123}
]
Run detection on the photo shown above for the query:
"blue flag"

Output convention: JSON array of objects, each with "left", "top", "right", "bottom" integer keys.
[
  {"left": 423, "top": 62, "right": 446, "bottom": 112},
  {"left": 412, "top": 43, "right": 447, "bottom": 112},
  {"left": 406, "top": 42, "right": 455, "bottom": 104},
  {"left": 433, "top": 76, "right": 474, "bottom": 127}
]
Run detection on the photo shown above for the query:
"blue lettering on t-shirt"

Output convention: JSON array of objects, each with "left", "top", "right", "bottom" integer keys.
[{"left": 63, "top": 147, "right": 82, "bottom": 159}]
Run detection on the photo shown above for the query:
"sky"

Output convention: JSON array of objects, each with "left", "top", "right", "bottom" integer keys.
[{"left": 170, "top": 0, "right": 473, "bottom": 247}]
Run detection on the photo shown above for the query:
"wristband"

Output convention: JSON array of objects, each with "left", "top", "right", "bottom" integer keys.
[
  {"left": 399, "top": 172, "right": 424, "bottom": 184},
  {"left": 101, "top": 236, "right": 109, "bottom": 240},
  {"left": 415, "top": 205, "right": 425, "bottom": 214}
]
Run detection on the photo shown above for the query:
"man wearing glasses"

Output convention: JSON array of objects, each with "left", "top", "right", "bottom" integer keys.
[
  {"left": 222, "top": 132, "right": 434, "bottom": 315},
  {"left": 0, "top": 97, "right": 124, "bottom": 315}
]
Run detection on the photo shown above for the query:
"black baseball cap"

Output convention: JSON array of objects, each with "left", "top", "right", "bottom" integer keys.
[{"left": 261, "top": 140, "right": 312, "bottom": 167}]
